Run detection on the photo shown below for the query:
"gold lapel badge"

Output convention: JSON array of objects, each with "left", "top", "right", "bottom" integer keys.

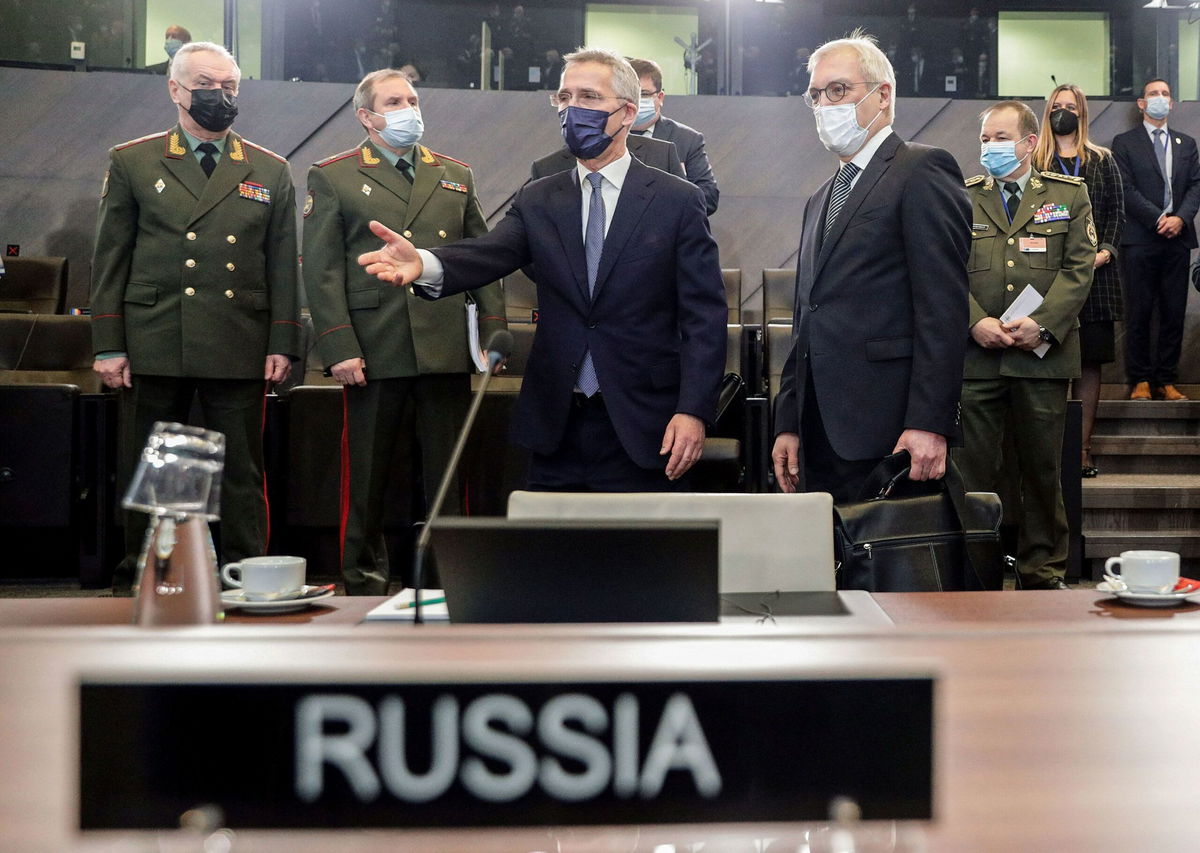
[{"left": 167, "top": 132, "right": 186, "bottom": 157}]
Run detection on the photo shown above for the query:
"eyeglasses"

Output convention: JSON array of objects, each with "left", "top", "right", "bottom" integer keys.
[
  {"left": 803, "top": 80, "right": 879, "bottom": 108},
  {"left": 550, "top": 91, "right": 626, "bottom": 110}
]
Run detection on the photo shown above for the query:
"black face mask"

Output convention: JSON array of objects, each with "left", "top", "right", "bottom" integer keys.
[
  {"left": 180, "top": 85, "right": 239, "bottom": 133},
  {"left": 1049, "top": 108, "right": 1079, "bottom": 137}
]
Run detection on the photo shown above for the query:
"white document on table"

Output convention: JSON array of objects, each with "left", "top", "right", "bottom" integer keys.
[
  {"left": 364, "top": 588, "right": 450, "bottom": 621},
  {"left": 999, "top": 284, "right": 1050, "bottom": 358}
]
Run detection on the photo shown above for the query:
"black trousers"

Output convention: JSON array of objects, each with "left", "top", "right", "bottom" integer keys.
[
  {"left": 527, "top": 394, "right": 686, "bottom": 492},
  {"left": 800, "top": 373, "right": 881, "bottom": 504},
  {"left": 341, "top": 374, "right": 470, "bottom": 596},
  {"left": 1122, "top": 241, "right": 1191, "bottom": 386},
  {"left": 115, "top": 376, "right": 268, "bottom": 589}
]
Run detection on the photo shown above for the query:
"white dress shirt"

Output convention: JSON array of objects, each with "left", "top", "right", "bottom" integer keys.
[{"left": 844, "top": 125, "right": 893, "bottom": 192}]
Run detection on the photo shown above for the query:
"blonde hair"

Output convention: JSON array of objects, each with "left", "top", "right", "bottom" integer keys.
[
  {"left": 809, "top": 29, "right": 896, "bottom": 120},
  {"left": 1032, "top": 83, "right": 1108, "bottom": 171}
]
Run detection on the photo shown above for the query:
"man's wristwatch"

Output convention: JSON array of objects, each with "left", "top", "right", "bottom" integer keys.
[{"left": 1037, "top": 325, "right": 1053, "bottom": 343}]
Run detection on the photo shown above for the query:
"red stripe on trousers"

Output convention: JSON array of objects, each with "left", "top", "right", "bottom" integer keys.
[
  {"left": 338, "top": 387, "right": 351, "bottom": 567},
  {"left": 261, "top": 384, "right": 271, "bottom": 551}
]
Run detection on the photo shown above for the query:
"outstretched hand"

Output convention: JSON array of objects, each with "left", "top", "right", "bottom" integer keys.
[{"left": 357, "top": 220, "right": 424, "bottom": 285}]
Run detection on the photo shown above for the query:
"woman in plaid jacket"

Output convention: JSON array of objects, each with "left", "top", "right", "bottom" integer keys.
[{"left": 1034, "top": 84, "right": 1125, "bottom": 478}]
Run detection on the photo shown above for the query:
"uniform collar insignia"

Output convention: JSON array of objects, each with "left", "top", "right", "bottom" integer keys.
[
  {"left": 166, "top": 131, "right": 187, "bottom": 158},
  {"left": 419, "top": 145, "right": 437, "bottom": 165},
  {"left": 360, "top": 145, "right": 381, "bottom": 167},
  {"left": 984, "top": 175, "right": 995, "bottom": 191},
  {"left": 228, "top": 136, "right": 246, "bottom": 162},
  {"left": 1029, "top": 174, "right": 1043, "bottom": 190}
]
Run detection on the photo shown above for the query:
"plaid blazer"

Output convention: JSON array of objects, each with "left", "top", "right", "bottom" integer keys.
[{"left": 1047, "top": 147, "right": 1124, "bottom": 322}]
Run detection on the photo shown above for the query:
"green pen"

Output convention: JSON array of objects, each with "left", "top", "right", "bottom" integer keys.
[{"left": 398, "top": 596, "right": 446, "bottom": 609}]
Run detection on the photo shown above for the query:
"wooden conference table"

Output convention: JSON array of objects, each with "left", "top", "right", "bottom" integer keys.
[{"left": 2, "top": 590, "right": 1200, "bottom": 851}]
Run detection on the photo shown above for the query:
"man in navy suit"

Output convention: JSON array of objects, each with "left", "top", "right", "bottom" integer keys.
[
  {"left": 359, "top": 48, "right": 727, "bottom": 491},
  {"left": 771, "top": 32, "right": 971, "bottom": 502},
  {"left": 1111, "top": 79, "right": 1200, "bottom": 401}
]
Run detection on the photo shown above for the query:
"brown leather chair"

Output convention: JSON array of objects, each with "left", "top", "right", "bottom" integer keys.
[
  {"left": 722, "top": 268, "right": 741, "bottom": 323},
  {"left": 0, "top": 256, "right": 69, "bottom": 314},
  {"left": 0, "top": 314, "right": 98, "bottom": 390},
  {"left": 762, "top": 268, "right": 796, "bottom": 325}
]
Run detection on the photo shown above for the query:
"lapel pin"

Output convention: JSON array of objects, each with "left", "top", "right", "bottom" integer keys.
[
  {"left": 362, "top": 184, "right": 372, "bottom": 196},
  {"left": 154, "top": 178, "right": 165, "bottom": 194}
]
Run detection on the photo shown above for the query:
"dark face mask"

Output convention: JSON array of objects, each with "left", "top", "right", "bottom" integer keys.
[
  {"left": 181, "top": 85, "right": 239, "bottom": 133},
  {"left": 559, "top": 103, "right": 625, "bottom": 160},
  {"left": 1049, "top": 108, "right": 1079, "bottom": 137}
]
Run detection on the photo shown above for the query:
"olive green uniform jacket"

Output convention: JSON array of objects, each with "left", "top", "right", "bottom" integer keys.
[
  {"left": 90, "top": 126, "right": 301, "bottom": 374},
  {"left": 965, "top": 170, "right": 1096, "bottom": 379},
  {"left": 303, "top": 140, "right": 505, "bottom": 376}
]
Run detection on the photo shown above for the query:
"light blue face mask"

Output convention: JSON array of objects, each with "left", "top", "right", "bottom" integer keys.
[
  {"left": 980, "top": 141, "right": 1023, "bottom": 178},
  {"left": 635, "top": 96, "right": 658, "bottom": 127},
  {"left": 165, "top": 39, "right": 183, "bottom": 59},
  {"left": 368, "top": 106, "right": 424, "bottom": 149},
  {"left": 1145, "top": 95, "right": 1171, "bottom": 121}
]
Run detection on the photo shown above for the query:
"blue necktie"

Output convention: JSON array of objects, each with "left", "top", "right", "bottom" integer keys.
[
  {"left": 823, "top": 161, "right": 860, "bottom": 241},
  {"left": 577, "top": 171, "right": 604, "bottom": 397},
  {"left": 1155, "top": 129, "right": 1172, "bottom": 211}
]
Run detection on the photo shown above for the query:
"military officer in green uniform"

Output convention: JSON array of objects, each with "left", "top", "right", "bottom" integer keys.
[
  {"left": 91, "top": 42, "right": 300, "bottom": 589},
  {"left": 957, "top": 100, "right": 1096, "bottom": 590},
  {"left": 303, "top": 68, "right": 506, "bottom": 595}
]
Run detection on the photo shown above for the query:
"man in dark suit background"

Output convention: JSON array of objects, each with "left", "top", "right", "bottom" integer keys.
[
  {"left": 1111, "top": 78, "right": 1200, "bottom": 402},
  {"left": 529, "top": 133, "right": 685, "bottom": 181},
  {"left": 359, "top": 48, "right": 726, "bottom": 492},
  {"left": 627, "top": 58, "right": 719, "bottom": 215},
  {"left": 771, "top": 31, "right": 971, "bottom": 502}
]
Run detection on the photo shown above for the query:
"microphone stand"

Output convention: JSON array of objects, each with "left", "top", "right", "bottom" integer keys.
[{"left": 411, "top": 331, "right": 512, "bottom": 624}]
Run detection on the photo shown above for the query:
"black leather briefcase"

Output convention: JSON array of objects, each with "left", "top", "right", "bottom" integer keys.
[{"left": 833, "top": 453, "right": 1003, "bottom": 592}]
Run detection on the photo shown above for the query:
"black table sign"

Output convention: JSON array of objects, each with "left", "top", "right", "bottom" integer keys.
[{"left": 80, "top": 678, "right": 934, "bottom": 829}]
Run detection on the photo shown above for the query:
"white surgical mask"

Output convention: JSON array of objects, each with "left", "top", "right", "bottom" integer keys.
[
  {"left": 368, "top": 106, "right": 423, "bottom": 149},
  {"left": 814, "top": 85, "right": 883, "bottom": 157},
  {"left": 635, "top": 96, "right": 657, "bottom": 127},
  {"left": 1145, "top": 95, "right": 1170, "bottom": 121}
]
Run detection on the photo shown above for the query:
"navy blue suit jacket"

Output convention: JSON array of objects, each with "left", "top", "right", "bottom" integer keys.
[
  {"left": 430, "top": 156, "right": 727, "bottom": 468},
  {"left": 774, "top": 133, "right": 971, "bottom": 461},
  {"left": 1111, "top": 124, "right": 1200, "bottom": 249}
]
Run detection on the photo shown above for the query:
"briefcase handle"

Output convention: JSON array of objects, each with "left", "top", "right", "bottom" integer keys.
[{"left": 863, "top": 452, "right": 992, "bottom": 590}]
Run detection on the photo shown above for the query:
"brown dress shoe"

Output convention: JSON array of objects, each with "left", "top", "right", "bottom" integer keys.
[
  {"left": 1155, "top": 384, "right": 1189, "bottom": 401},
  {"left": 1130, "top": 381, "right": 1151, "bottom": 400}
]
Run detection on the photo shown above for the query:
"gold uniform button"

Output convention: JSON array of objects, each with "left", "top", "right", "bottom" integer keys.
[
  {"left": 185, "top": 259, "right": 196, "bottom": 268},
  {"left": 1045, "top": 228, "right": 1053, "bottom": 234},
  {"left": 1007, "top": 237, "right": 1015, "bottom": 245},
  {"left": 224, "top": 289, "right": 235, "bottom": 299},
  {"left": 403, "top": 230, "right": 413, "bottom": 238},
  {"left": 1006, "top": 284, "right": 1014, "bottom": 292},
  {"left": 1006, "top": 259, "right": 1015, "bottom": 268},
  {"left": 226, "top": 235, "right": 237, "bottom": 244},
  {"left": 438, "top": 229, "right": 447, "bottom": 238},
  {"left": 226, "top": 262, "right": 236, "bottom": 271},
  {"left": 186, "top": 232, "right": 197, "bottom": 241},
  {"left": 184, "top": 287, "right": 196, "bottom": 296}
]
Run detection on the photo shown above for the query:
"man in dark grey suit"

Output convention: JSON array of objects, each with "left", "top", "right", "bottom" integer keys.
[
  {"left": 530, "top": 133, "right": 684, "bottom": 181},
  {"left": 628, "top": 58, "right": 719, "bottom": 215},
  {"left": 771, "top": 32, "right": 971, "bottom": 502}
]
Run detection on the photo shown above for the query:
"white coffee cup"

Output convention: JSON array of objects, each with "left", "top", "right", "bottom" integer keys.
[
  {"left": 221, "top": 556, "right": 306, "bottom": 601},
  {"left": 1105, "top": 550, "right": 1180, "bottom": 593}
]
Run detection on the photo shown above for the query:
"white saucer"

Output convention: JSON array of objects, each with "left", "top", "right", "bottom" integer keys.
[
  {"left": 221, "top": 585, "right": 334, "bottom": 613},
  {"left": 1096, "top": 580, "right": 1200, "bottom": 608}
]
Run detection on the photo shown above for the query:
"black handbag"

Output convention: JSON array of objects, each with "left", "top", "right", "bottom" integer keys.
[{"left": 833, "top": 452, "right": 1004, "bottom": 592}]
